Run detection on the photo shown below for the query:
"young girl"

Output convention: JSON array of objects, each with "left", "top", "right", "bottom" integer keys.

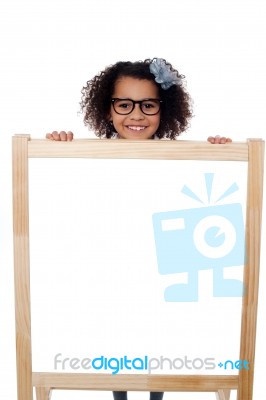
[
  {"left": 46, "top": 58, "right": 231, "bottom": 400},
  {"left": 46, "top": 57, "right": 231, "bottom": 144}
]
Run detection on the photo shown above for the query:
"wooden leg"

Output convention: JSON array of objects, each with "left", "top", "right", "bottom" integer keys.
[
  {"left": 35, "top": 387, "right": 52, "bottom": 400},
  {"left": 215, "top": 390, "right": 231, "bottom": 400},
  {"left": 13, "top": 135, "right": 33, "bottom": 400}
]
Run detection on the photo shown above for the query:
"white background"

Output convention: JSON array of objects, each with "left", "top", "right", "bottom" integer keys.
[{"left": 0, "top": 1, "right": 265, "bottom": 399}]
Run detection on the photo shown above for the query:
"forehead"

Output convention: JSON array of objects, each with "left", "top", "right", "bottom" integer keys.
[{"left": 113, "top": 76, "right": 159, "bottom": 99}]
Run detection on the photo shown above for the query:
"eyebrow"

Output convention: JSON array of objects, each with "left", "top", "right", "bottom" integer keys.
[{"left": 112, "top": 98, "right": 161, "bottom": 101}]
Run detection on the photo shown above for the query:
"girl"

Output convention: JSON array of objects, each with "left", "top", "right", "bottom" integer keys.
[
  {"left": 46, "top": 57, "right": 231, "bottom": 143},
  {"left": 46, "top": 59, "right": 231, "bottom": 400}
]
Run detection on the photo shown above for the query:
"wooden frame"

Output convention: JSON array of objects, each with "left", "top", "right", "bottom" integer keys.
[{"left": 12, "top": 136, "right": 264, "bottom": 400}]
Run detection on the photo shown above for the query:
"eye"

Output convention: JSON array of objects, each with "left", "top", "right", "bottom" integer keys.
[
  {"left": 142, "top": 100, "right": 158, "bottom": 108},
  {"left": 140, "top": 100, "right": 161, "bottom": 115},
  {"left": 116, "top": 100, "right": 132, "bottom": 109},
  {"left": 143, "top": 102, "right": 154, "bottom": 109}
]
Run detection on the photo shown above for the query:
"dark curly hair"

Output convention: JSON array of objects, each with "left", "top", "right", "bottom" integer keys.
[{"left": 80, "top": 58, "right": 193, "bottom": 139}]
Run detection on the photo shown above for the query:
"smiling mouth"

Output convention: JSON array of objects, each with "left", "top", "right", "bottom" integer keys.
[{"left": 127, "top": 125, "right": 147, "bottom": 131}]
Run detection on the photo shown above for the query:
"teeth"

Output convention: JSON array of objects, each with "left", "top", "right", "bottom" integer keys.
[{"left": 128, "top": 126, "right": 145, "bottom": 131}]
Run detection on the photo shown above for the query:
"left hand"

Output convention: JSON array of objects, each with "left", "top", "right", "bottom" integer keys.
[{"left": 207, "top": 135, "right": 232, "bottom": 144}]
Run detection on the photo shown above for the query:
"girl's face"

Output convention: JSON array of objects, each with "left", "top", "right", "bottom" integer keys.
[{"left": 109, "top": 76, "right": 161, "bottom": 140}]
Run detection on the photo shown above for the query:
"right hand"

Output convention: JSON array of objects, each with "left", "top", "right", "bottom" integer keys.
[
  {"left": 207, "top": 135, "right": 232, "bottom": 144},
  {"left": 45, "top": 131, "right": 74, "bottom": 141}
]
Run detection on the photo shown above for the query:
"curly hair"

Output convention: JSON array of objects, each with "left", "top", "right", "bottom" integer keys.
[{"left": 80, "top": 58, "right": 193, "bottom": 139}]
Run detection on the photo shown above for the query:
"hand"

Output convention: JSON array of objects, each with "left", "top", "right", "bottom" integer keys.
[
  {"left": 207, "top": 135, "right": 232, "bottom": 144},
  {"left": 45, "top": 131, "right": 74, "bottom": 141}
]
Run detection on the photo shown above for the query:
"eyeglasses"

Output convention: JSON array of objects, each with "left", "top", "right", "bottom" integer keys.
[{"left": 111, "top": 98, "right": 162, "bottom": 115}]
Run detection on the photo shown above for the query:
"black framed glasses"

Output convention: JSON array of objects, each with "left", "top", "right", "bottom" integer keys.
[{"left": 111, "top": 98, "right": 162, "bottom": 115}]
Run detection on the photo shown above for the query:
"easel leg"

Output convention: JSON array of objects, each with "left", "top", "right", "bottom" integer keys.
[
  {"left": 35, "top": 387, "right": 52, "bottom": 400},
  {"left": 215, "top": 389, "right": 231, "bottom": 400}
]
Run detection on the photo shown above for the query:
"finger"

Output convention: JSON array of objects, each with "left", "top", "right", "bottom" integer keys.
[
  {"left": 67, "top": 131, "right": 74, "bottom": 141},
  {"left": 219, "top": 137, "right": 227, "bottom": 144},
  {"left": 207, "top": 136, "right": 215, "bottom": 144},
  {"left": 214, "top": 135, "right": 221, "bottom": 144},
  {"left": 59, "top": 131, "right": 67, "bottom": 141},
  {"left": 52, "top": 131, "right": 60, "bottom": 141},
  {"left": 46, "top": 133, "right": 54, "bottom": 140}
]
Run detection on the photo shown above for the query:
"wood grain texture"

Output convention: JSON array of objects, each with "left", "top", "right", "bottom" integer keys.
[
  {"left": 216, "top": 389, "right": 231, "bottom": 400},
  {"left": 12, "top": 135, "right": 33, "bottom": 400},
  {"left": 35, "top": 387, "right": 51, "bottom": 400},
  {"left": 238, "top": 139, "right": 265, "bottom": 400},
  {"left": 32, "top": 372, "right": 238, "bottom": 391},
  {"left": 27, "top": 139, "right": 249, "bottom": 161}
]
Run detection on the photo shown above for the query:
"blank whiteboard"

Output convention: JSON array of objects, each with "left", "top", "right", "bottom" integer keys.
[{"left": 29, "top": 158, "right": 245, "bottom": 374}]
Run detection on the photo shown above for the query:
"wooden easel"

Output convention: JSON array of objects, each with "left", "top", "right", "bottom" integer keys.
[{"left": 12, "top": 136, "right": 264, "bottom": 400}]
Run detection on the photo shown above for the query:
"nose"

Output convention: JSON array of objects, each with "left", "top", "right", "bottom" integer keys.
[{"left": 130, "top": 104, "right": 145, "bottom": 119}]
